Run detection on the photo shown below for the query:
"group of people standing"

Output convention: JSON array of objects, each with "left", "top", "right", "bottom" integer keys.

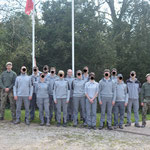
[{"left": 0, "top": 62, "right": 150, "bottom": 130}]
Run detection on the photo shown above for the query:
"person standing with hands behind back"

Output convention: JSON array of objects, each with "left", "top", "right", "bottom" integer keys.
[
  {"left": 53, "top": 70, "right": 70, "bottom": 127},
  {"left": 114, "top": 74, "right": 128, "bottom": 129},
  {"left": 125, "top": 71, "right": 141, "bottom": 128},
  {"left": 99, "top": 69, "right": 116, "bottom": 130},
  {"left": 36, "top": 73, "right": 50, "bottom": 126},
  {"left": 13, "top": 66, "right": 33, "bottom": 125},
  {"left": 85, "top": 72, "right": 99, "bottom": 130}
]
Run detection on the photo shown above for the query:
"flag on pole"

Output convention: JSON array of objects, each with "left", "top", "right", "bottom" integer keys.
[{"left": 25, "top": 0, "right": 34, "bottom": 15}]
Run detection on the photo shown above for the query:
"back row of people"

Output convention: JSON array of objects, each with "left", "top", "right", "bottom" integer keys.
[{"left": 0, "top": 62, "right": 150, "bottom": 130}]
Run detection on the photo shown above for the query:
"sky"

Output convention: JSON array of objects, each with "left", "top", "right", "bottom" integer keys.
[{"left": 0, "top": 0, "right": 150, "bottom": 21}]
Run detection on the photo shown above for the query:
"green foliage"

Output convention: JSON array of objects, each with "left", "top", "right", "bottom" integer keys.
[{"left": 0, "top": 0, "right": 150, "bottom": 83}]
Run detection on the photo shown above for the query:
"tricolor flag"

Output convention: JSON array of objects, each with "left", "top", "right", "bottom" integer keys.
[{"left": 25, "top": 0, "right": 34, "bottom": 15}]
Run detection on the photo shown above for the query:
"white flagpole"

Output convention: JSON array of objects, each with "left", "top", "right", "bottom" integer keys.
[
  {"left": 72, "top": 0, "right": 75, "bottom": 77},
  {"left": 32, "top": 0, "right": 35, "bottom": 68}
]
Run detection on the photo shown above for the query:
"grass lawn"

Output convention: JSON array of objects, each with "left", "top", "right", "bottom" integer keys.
[{"left": 4, "top": 109, "right": 150, "bottom": 127}]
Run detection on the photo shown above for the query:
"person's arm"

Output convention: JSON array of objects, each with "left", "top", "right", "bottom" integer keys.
[
  {"left": 112, "top": 81, "right": 116, "bottom": 102},
  {"left": 124, "top": 84, "right": 128, "bottom": 106},
  {"left": 0, "top": 73, "right": 5, "bottom": 89},
  {"left": 13, "top": 77, "right": 18, "bottom": 100},
  {"left": 140, "top": 84, "right": 145, "bottom": 104},
  {"left": 98, "top": 81, "right": 102, "bottom": 104},
  {"left": 85, "top": 83, "right": 89, "bottom": 98},
  {"left": 53, "top": 82, "right": 57, "bottom": 103},
  {"left": 29, "top": 77, "right": 33, "bottom": 99},
  {"left": 9, "top": 72, "right": 17, "bottom": 89},
  {"left": 66, "top": 82, "right": 70, "bottom": 103}
]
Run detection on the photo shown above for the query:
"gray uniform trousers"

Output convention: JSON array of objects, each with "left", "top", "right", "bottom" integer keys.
[
  {"left": 100, "top": 97, "right": 113, "bottom": 127},
  {"left": 114, "top": 101, "right": 125, "bottom": 126},
  {"left": 49, "top": 95, "right": 57, "bottom": 120},
  {"left": 127, "top": 98, "right": 139, "bottom": 124},
  {"left": 37, "top": 98, "right": 49, "bottom": 122},
  {"left": 16, "top": 96, "right": 30, "bottom": 121},
  {"left": 73, "top": 97, "right": 85, "bottom": 125},
  {"left": 30, "top": 93, "right": 36, "bottom": 120},
  {"left": 86, "top": 98, "right": 97, "bottom": 127},
  {"left": 67, "top": 97, "right": 73, "bottom": 120},
  {"left": 56, "top": 98, "right": 68, "bottom": 123}
]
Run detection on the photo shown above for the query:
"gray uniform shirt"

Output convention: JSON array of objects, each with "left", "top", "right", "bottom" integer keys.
[
  {"left": 98, "top": 78, "right": 116, "bottom": 102},
  {"left": 72, "top": 78, "right": 86, "bottom": 97},
  {"left": 82, "top": 74, "right": 89, "bottom": 82},
  {"left": 116, "top": 81, "right": 128, "bottom": 103},
  {"left": 65, "top": 75, "right": 75, "bottom": 98},
  {"left": 46, "top": 74, "right": 58, "bottom": 96},
  {"left": 35, "top": 80, "right": 49, "bottom": 98},
  {"left": 31, "top": 72, "right": 41, "bottom": 94},
  {"left": 13, "top": 74, "right": 33, "bottom": 97},
  {"left": 53, "top": 78, "right": 70, "bottom": 101},
  {"left": 126, "top": 78, "right": 141, "bottom": 99},
  {"left": 85, "top": 81, "right": 99, "bottom": 98}
]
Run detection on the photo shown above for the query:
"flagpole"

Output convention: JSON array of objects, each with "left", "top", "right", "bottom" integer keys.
[
  {"left": 72, "top": 0, "right": 75, "bottom": 77},
  {"left": 32, "top": 0, "right": 35, "bottom": 68}
]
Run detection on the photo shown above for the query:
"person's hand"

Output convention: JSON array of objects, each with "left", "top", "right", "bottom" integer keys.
[
  {"left": 66, "top": 100, "right": 69, "bottom": 104},
  {"left": 54, "top": 100, "right": 57, "bottom": 104},
  {"left": 29, "top": 96, "right": 32, "bottom": 100},
  {"left": 125, "top": 103, "right": 128, "bottom": 107},
  {"left": 14, "top": 96, "right": 18, "bottom": 100},
  {"left": 90, "top": 99, "right": 94, "bottom": 104},
  {"left": 99, "top": 101, "right": 102, "bottom": 105},
  {"left": 141, "top": 102, "right": 144, "bottom": 106},
  {"left": 5, "top": 88, "right": 9, "bottom": 92},
  {"left": 112, "top": 101, "right": 115, "bottom": 106}
]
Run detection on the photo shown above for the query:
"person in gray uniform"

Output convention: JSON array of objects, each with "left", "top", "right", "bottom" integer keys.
[
  {"left": 114, "top": 74, "right": 128, "bottom": 129},
  {"left": 43, "top": 65, "right": 50, "bottom": 80},
  {"left": 85, "top": 72, "right": 99, "bottom": 130},
  {"left": 13, "top": 66, "right": 33, "bottom": 125},
  {"left": 111, "top": 68, "right": 118, "bottom": 83},
  {"left": 81, "top": 66, "right": 89, "bottom": 122},
  {"left": 72, "top": 70, "right": 86, "bottom": 127},
  {"left": 65, "top": 69, "right": 74, "bottom": 122},
  {"left": 53, "top": 70, "right": 70, "bottom": 127},
  {"left": 46, "top": 67, "right": 58, "bottom": 121},
  {"left": 35, "top": 73, "right": 50, "bottom": 126},
  {"left": 99, "top": 69, "right": 116, "bottom": 130},
  {"left": 125, "top": 71, "right": 141, "bottom": 127},
  {"left": 30, "top": 66, "right": 41, "bottom": 121}
]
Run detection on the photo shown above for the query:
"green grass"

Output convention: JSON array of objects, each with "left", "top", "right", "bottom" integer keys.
[{"left": 4, "top": 109, "right": 150, "bottom": 127}]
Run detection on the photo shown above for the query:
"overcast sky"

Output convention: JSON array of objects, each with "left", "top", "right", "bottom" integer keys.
[{"left": 0, "top": 0, "right": 150, "bottom": 21}]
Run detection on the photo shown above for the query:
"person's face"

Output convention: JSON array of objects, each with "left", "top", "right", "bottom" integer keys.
[
  {"left": 43, "top": 67, "right": 48, "bottom": 73},
  {"left": 147, "top": 76, "right": 150, "bottom": 82},
  {"left": 117, "top": 77, "right": 123, "bottom": 82},
  {"left": 40, "top": 74, "right": 45, "bottom": 80},
  {"left": 6, "top": 65, "right": 12, "bottom": 71},
  {"left": 33, "top": 68, "right": 38, "bottom": 74},
  {"left": 130, "top": 72, "right": 136, "bottom": 78},
  {"left": 21, "top": 67, "right": 27, "bottom": 74},
  {"left": 59, "top": 73, "right": 64, "bottom": 78},
  {"left": 104, "top": 72, "right": 110, "bottom": 78},
  {"left": 77, "top": 72, "right": 82, "bottom": 79},
  {"left": 90, "top": 76, "right": 95, "bottom": 80},
  {"left": 50, "top": 69, "right": 55, "bottom": 75},
  {"left": 67, "top": 70, "right": 72, "bottom": 77},
  {"left": 112, "top": 71, "right": 117, "bottom": 76},
  {"left": 83, "top": 67, "right": 88, "bottom": 74}
]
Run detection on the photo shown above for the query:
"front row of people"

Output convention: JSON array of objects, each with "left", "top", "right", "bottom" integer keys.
[{"left": 1, "top": 63, "right": 150, "bottom": 130}]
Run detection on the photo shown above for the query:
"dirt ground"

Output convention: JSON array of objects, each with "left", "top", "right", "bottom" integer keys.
[{"left": 0, "top": 121, "right": 150, "bottom": 150}]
